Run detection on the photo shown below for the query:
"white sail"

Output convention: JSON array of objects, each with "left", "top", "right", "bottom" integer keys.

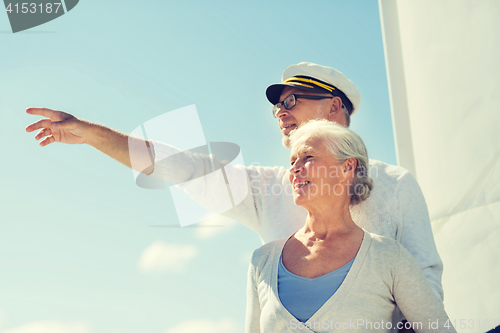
[{"left": 379, "top": 0, "right": 500, "bottom": 331}]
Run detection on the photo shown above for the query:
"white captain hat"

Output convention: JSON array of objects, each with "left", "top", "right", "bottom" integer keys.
[{"left": 266, "top": 62, "right": 361, "bottom": 115}]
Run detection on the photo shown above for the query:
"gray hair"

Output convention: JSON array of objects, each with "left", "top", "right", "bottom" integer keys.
[
  {"left": 342, "top": 105, "right": 351, "bottom": 127},
  {"left": 289, "top": 119, "right": 373, "bottom": 205}
]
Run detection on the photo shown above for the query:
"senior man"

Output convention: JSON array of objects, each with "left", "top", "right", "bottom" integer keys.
[{"left": 26, "top": 62, "right": 443, "bottom": 319}]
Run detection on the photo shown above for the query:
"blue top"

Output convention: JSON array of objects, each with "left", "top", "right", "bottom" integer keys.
[{"left": 278, "top": 255, "right": 355, "bottom": 323}]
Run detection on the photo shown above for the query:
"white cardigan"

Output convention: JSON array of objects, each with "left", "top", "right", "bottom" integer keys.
[{"left": 246, "top": 231, "right": 454, "bottom": 333}]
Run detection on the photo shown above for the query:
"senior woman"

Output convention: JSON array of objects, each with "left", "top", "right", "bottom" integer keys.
[{"left": 245, "top": 120, "right": 454, "bottom": 333}]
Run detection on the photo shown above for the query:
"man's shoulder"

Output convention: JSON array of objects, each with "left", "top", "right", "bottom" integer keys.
[
  {"left": 368, "top": 159, "right": 409, "bottom": 179},
  {"left": 367, "top": 159, "right": 417, "bottom": 190}
]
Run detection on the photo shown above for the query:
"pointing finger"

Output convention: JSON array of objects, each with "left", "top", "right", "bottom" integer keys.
[{"left": 26, "top": 107, "right": 57, "bottom": 119}]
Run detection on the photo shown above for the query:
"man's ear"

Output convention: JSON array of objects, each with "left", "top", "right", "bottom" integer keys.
[{"left": 327, "top": 97, "right": 346, "bottom": 125}]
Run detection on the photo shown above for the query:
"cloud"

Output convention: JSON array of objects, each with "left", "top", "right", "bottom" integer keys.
[
  {"left": 1, "top": 321, "right": 90, "bottom": 333},
  {"left": 138, "top": 241, "right": 198, "bottom": 273},
  {"left": 163, "top": 318, "right": 239, "bottom": 333},
  {"left": 194, "top": 215, "right": 237, "bottom": 239}
]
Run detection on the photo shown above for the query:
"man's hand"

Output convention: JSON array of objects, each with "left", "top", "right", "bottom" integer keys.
[
  {"left": 25, "top": 107, "right": 155, "bottom": 174},
  {"left": 25, "top": 107, "right": 89, "bottom": 146}
]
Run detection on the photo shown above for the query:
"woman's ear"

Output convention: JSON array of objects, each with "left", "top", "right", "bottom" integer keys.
[{"left": 342, "top": 158, "right": 358, "bottom": 179}]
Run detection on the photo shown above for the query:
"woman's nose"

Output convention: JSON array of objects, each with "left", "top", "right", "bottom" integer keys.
[{"left": 291, "top": 163, "right": 304, "bottom": 174}]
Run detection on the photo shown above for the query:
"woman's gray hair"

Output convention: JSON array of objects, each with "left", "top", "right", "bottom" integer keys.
[{"left": 289, "top": 119, "right": 373, "bottom": 205}]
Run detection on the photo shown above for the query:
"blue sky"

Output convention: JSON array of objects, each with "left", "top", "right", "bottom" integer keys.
[{"left": 0, "top": 1, "right": 394, "bottom": 332}]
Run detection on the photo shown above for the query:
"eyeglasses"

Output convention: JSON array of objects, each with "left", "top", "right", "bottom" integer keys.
[{"left": 272, "top": 94, "right": 333, "bottom": 118}]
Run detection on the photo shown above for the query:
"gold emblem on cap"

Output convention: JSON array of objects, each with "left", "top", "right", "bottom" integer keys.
[
  {"left": 286, "top": 82, "right": 313, "bottom": 89},
  {"left": 284, "top": 77, "right": 336, "bottom": 92}
]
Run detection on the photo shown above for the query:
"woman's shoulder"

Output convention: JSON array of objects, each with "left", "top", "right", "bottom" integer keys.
[
  {"left": 365, "top": 231, "right": 405, "bottom": 258},
  {"left": 356, "top": 231, "right": 411, "bottom": 282},
  {"left": 250, "top": 238, "right": 287, "bottom": 268}
]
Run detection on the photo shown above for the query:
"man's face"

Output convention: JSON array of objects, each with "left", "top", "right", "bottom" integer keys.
[{"left": 276, "top": 87, "right": 346, "bottom": 148}]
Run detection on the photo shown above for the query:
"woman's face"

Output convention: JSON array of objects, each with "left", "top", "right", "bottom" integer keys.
[{"left": 289, "top": 135, "right": 349, "bottom": 209}]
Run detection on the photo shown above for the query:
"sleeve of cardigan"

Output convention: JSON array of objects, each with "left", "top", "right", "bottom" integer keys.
[
  {"left": 245, "top": 261, "right": 261, "bottom": 333},
  {"left": 396, "top": 171, "right": 444, "bottom": 302},
  {"left": 393, "top": 243, "right": 456, "bottom": 333}
]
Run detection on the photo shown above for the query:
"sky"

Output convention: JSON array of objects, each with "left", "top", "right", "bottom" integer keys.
[{"left": 0, "top": 1, "right": 395, "bottom": 332}]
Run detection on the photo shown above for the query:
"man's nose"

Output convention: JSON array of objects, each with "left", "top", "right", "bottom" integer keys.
[{"left": 276, "top": 106, "right": 289, "bottom": 118}]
